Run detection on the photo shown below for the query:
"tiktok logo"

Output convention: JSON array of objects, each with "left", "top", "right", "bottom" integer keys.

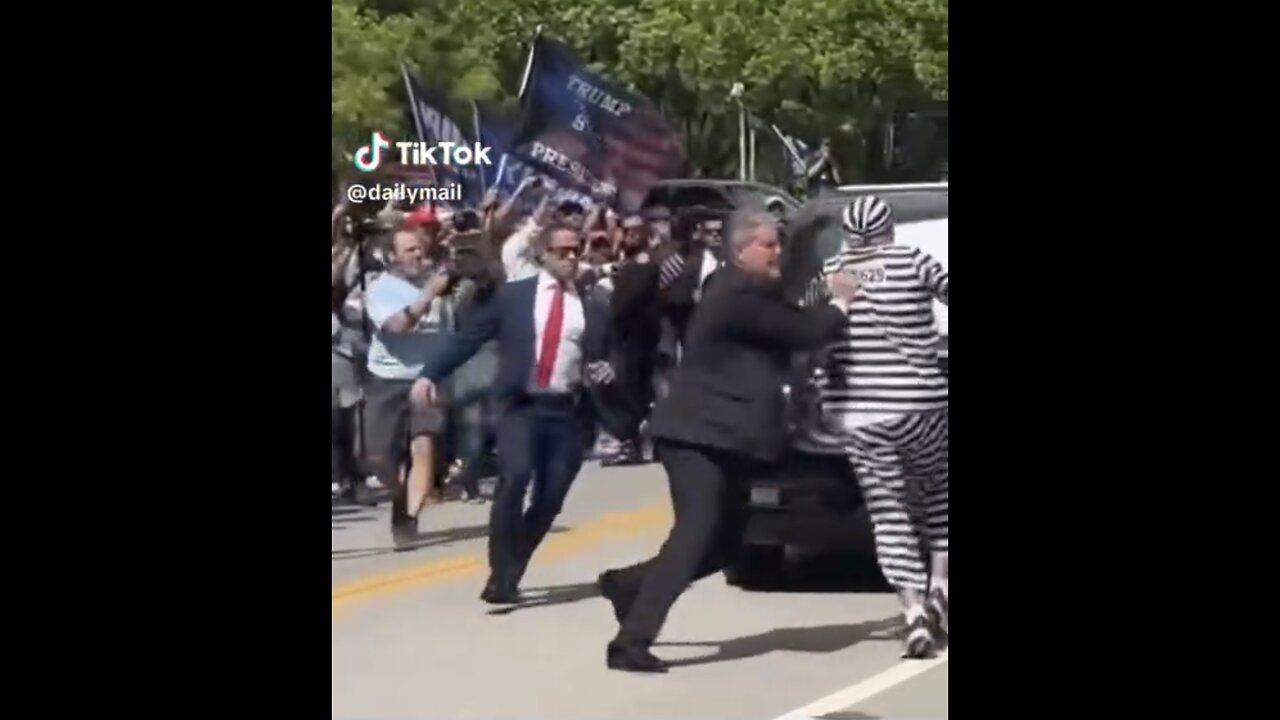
[{"left": 353, "top": 131, "right": 392, "bottom": 172}]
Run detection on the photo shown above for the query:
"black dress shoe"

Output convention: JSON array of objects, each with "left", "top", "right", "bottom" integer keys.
[
  {"left": 390, "top": 513, "right": 417, "bottom": 550},
  {"left": 480, "top": 577, "right": 521, "bottom": 605},
  {"left": 606, "top": 642, "right": 668, "bottom": 673},
  {"left": 597, "top": 570, "right": 633, "bottom": 622}
]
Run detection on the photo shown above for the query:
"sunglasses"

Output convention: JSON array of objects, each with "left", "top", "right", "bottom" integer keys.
[{"left": 547, "top": 246, "right": 581, "bottom": 259}]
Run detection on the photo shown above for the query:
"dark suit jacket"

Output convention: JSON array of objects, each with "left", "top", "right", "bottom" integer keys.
[
  {"left": 647, "top": 266, "right": 847, "bottom": 463},
  {"left": 655, "top": 245, "right": 704, "bottom": 350},
  {"left": 420, "top": 275, "right": 612, "bottom": 408},
  {"left": 610, "top": 258, "right": 662, "bottom": 357}
]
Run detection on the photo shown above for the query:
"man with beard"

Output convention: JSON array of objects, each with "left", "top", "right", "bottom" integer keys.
[{"left": 363, "top": 221, "right": 455, "bottom": 546}]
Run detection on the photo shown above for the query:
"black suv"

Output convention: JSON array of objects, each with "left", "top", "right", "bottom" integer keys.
[{"left": 724, "top": 184, "right": 950, "bottom": 587}]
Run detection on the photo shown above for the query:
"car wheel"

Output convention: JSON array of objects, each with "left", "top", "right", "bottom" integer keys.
[{"left": 724, "top": 544, "right": 786, "bottom": 589}]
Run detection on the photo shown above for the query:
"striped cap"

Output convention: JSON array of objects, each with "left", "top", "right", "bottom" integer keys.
[{"left": 841, "top": 195, "right": 894, "bottom": 245}]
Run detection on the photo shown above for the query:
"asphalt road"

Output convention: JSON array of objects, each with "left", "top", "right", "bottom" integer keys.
[{"left": 332, "top": 461, "right": 948, "bottom": 719}]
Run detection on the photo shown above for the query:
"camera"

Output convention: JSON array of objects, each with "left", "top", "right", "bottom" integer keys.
[{"left": 442, "top": 245, "right": 498, "bottom": 300}]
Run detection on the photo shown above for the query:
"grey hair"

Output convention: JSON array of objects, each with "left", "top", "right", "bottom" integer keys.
[{"left": 725, "top": 209, "right": 778, "bottom": 254}]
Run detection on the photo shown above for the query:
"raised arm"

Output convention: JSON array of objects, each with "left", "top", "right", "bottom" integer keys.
[{"left": 419, "top": 292, "right": 502, "bottom": 383}]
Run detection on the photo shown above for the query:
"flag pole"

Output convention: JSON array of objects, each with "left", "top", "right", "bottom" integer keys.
[
  {"left": 401, "top": 62, "right": 425, "bottom": 143},
  {"left": 495, "top": 154, "right": 509, "bottom": 187},
  {"left": 518, "top": 25, "right": 544, "bottom": 100},
  {"left": 739, "top": 105, "right": 746, "bottom": 181},
  {"left": 400, "top": 62, "right": 435, "bottom": 186},
  {"left": 471, "top": 100, "right": 487, "bottom": 194},
  {"left": 772, "top": 123, "right": 805, "bottom": 169}
]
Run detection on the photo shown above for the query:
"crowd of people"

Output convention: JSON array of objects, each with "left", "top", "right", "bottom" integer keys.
[
  {"left": 331, "top": 176, "right": 949, "bottom": 667},
  {"left": 331, "top": 176, "right": 730, "bottom": 519}
]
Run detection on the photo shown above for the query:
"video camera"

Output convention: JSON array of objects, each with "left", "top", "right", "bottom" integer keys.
[{"left": 342, "top": 192, "right": 390, "bottom": 237}]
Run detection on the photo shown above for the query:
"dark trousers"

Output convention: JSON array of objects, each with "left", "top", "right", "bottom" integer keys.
[
  {"left": 615, "top": 346, "right": 655, "bottom": 442},
  {"left": 609, "top": 439, "right": 759, "bottom": 646},
  {"left": 591, "top": 344, "right": 653, "bottom": 447},
  {"left": 453, "top": 414, "right": 496, "bottom": 497},
  {"left": 489, "top": 396, "right": 585, "bottom": 590},
  {"left": 331, "top": 406, "right": 359, "bottom": 487}
]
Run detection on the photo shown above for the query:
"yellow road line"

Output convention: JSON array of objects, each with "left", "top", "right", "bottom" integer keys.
[{"left": 332, "top": 503, "right": 671, "bottom": 617}]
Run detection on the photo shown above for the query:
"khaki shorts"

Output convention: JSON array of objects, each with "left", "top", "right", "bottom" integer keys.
[{"left": 363, "top": 375, "right": 447, "bottom": 463}]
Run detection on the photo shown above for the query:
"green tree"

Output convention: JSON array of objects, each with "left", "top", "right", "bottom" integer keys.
[{"left": 331, "top": 0, "right": 947, "bottom": 183}]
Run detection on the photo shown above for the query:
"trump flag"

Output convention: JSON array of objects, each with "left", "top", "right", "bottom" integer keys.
[
  {"left": 401, "top": 66, "right": 484, "bottom": 207},
  {"left": 514, "top": 35, "right": 685, "bottom": 212}
]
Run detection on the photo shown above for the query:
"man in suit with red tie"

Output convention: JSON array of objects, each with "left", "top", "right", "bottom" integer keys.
[{"left": 411, "top": 221, "right": 615, "bottom": 604}]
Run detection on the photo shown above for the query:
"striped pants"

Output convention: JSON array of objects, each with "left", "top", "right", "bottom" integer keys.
[{"left": 845, "top": 411, "right": 949, "bottom": 593}]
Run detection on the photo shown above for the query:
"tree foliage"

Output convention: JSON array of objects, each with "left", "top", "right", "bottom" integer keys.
[{"left": 332, "top": 0, "right": 947, "bottom": 182}]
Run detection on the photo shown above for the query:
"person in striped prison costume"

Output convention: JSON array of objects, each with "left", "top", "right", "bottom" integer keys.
[{"left": 802, "top": 195, "right": 950, "bottom": 659}]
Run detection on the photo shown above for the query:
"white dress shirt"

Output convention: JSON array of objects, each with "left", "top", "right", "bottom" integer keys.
[
  {"left": 692, "top": 248, "right": 722, "bottom": 302},
  {"left": 529, "top": 270, "right": 586, "bottom": 394}
]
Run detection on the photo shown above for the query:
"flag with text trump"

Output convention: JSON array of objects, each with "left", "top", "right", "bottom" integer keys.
[
  {"left": 513, "top": 35, "right": 685, "bottom": 212},
  {"left": 401, "top": 67, "right": 484, "bottom": 207},
  {"left": 476, "top": 103, "right": 593, "bottom": 213}
]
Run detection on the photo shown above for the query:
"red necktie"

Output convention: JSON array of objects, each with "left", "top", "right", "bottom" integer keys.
[{"left": 535, "top": 285, "right": 565, "bottom": 387}]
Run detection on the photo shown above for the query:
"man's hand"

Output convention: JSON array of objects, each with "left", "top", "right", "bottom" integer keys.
[
  {"left": 410, "top": 378, "right": 438, "bottom": 409},
  {"left": 827, "top": 271, "right": 861, "bottom": 302},
  {"left": 427, "top": 272, "right": 452, "bottom": 298},
  {"left": 585, "top": 361, "right": 616, "bottom": 386}
]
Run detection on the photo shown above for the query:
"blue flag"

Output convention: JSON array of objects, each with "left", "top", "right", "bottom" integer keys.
[
  {"left": 477, "top": 103, "right": 593, "bottom": 214},
  {"left": 402, "top": 68, "right": 483, "bottom": 207},
  {"left": 513, "top": 36, "right": 684, "bottom": 212}
]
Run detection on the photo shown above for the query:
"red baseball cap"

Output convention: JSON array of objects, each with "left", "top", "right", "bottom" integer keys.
[{"left": 402, "top": 206, "right": 438, "bottom": 229}]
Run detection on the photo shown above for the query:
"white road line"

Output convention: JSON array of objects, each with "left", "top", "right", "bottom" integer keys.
[{"left": 767, "top": 651, "right": 949, "bottom": 720}]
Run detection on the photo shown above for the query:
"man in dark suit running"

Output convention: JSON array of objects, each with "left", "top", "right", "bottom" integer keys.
[
  {"left": 597, "top": 209, "right": 861, "bottom": 673},
  {"left": 411, "top": 221, "right": 615, "bottom": 605}
]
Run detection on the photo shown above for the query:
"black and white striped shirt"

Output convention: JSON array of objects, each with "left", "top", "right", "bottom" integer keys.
[{"left": 806, "top": 244, "right": 949, "bottom": 415}]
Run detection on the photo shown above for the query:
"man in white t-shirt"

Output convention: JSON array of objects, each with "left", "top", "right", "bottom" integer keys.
[{"left": 363, "top": 223, "right": 456, "bottom": 546}]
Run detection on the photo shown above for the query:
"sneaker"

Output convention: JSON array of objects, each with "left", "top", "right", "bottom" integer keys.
[
  {"left": 601, "top": 441, "right": 644, "bottom": 467},
  {"left": 902, "top": 612, "right": 935, "bottom": 659},
  {"left": 926, "top": 587, "right": 948, "bottom": 640}
]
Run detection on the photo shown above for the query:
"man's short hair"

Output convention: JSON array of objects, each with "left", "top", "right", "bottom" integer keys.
[{"left": 724, "top": 209, "right": 777, "bottom": 255}]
